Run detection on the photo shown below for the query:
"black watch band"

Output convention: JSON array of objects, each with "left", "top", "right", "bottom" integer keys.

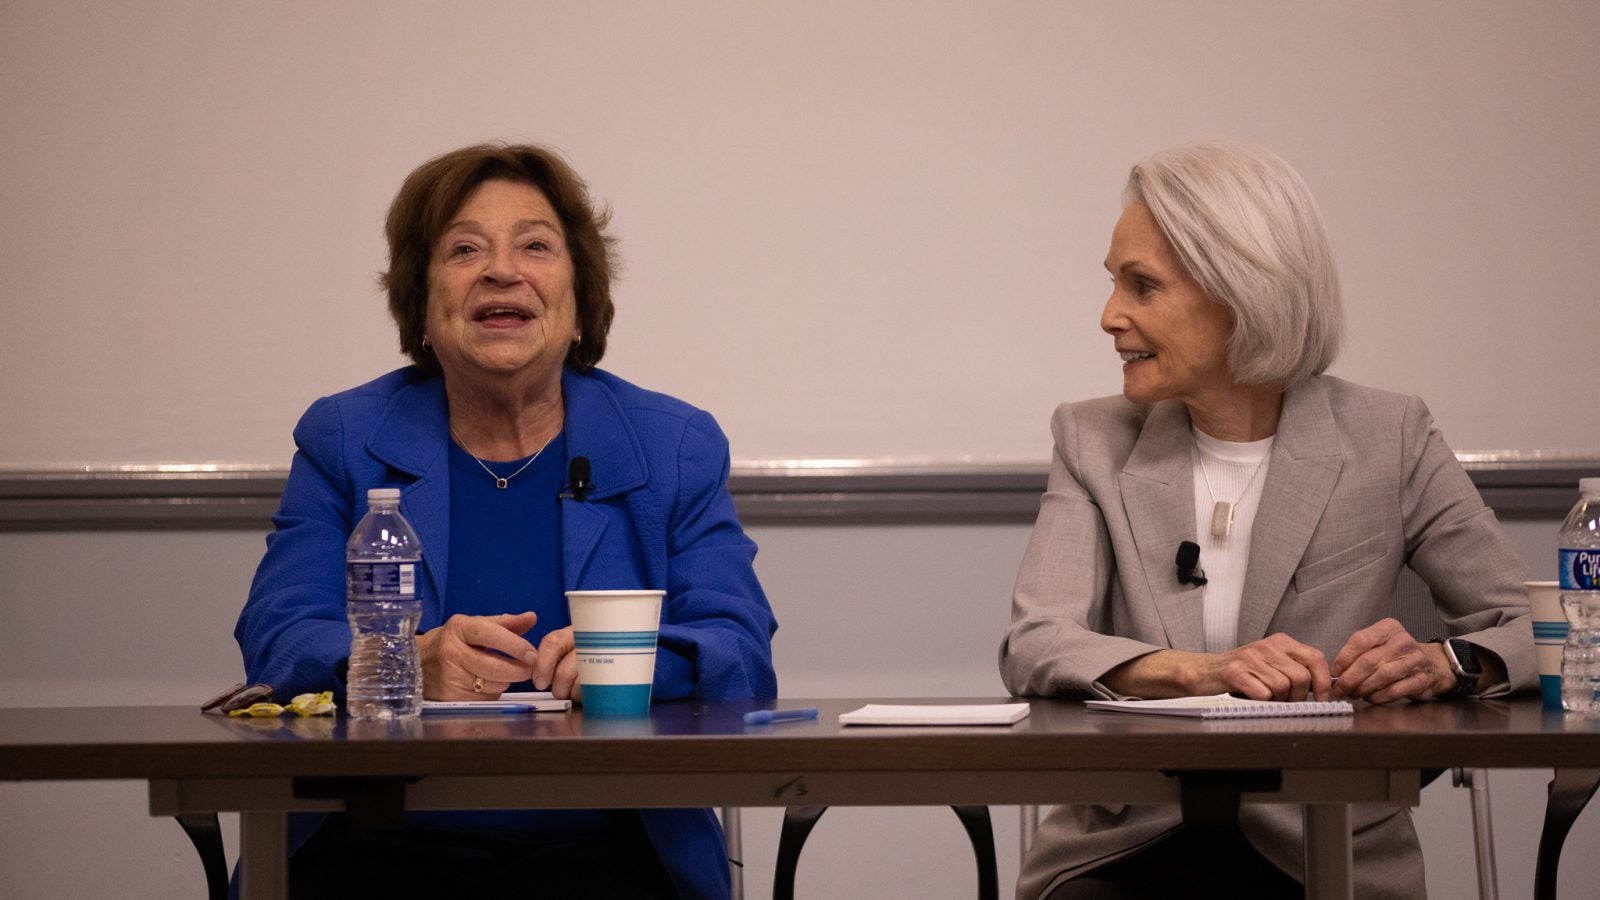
[{"left": 1434, "top": 638, "right": 1483, "bottom": 699}]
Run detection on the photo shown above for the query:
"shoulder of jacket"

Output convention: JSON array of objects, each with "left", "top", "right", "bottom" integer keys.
[
  {"left": 1054, "top": 394, "right": 1149, "bottom": 432},
  {"left": 581, "top": 368, "right": 708, "bottom": 426},
  {"left": 317, "top": 366, "right": 430, "bottom": 407},
  {"left": 294, "top": 367, "right": 436, "bottom": 445},
  {"left": 1312, "top": 374, "right": 1412, "bottom": 412}
]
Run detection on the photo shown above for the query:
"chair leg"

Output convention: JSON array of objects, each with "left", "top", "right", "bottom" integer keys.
[
  {"left": 174, "top": 813, "right": 229, "bottom": 900},
  {"left": 1535, "top": 767, "right": 1600, "bottom": 900},
  {"left": 721, "top": 806, "right": 744, "bottom": 900},
  {"left": 951, "top": 805, "right": 999, "bottom": 900},
  {"left": 1020, "top": 805, "right": 1039, "bottom": 859},
  {"left": 1453, "top": 768, "right": 1498, "bottom": 900},
  {"left": 774, "top": 806, "right": 828, "bottom": 900}
]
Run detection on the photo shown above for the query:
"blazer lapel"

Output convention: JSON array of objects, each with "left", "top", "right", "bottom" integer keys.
[
  {"left": 359, "top": 369, "right": 656, "bottom": 595},
  {"left": 1118, "top": 402, "right": 1207, "bottom": 652},
  {"left": 367, "top": 376, "right": 453, "bottom": 606},
  {"left": 1235, "top": 379, "right": 1344, "bottom": 643},
  {"left": 559, "top": 369, "right": 648, "bottom": 587},
  {"left": 560, "top": 498, "right": 609, "bottom": 587}
]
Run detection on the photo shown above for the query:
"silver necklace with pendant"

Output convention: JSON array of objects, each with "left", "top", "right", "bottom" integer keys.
[
  {"left": 1197, "top": 453, "right": 1267, "bottom": 539},
  {"left": 450, "top": 425, "right": 556, "bottom": 490}
]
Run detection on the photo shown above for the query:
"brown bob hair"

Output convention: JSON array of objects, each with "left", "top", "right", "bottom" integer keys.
[{"left": 381, "top": 143, "right": 616, "bottom": 375}]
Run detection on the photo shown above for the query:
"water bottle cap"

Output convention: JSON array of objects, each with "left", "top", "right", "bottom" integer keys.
[
  {"left": 367, "top": 487, "right": 401, "bottom": 502},
  {"left": 1581, "top": 478, "right": 1600, "bottom": 498}
]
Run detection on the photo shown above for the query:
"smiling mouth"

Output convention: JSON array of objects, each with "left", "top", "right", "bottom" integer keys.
[
  {"left": 1119, "top": 351, "right": 1154, "bottom": 363},
  {"left": 474, "top": 306, "right": 534, "bottom": 323}
]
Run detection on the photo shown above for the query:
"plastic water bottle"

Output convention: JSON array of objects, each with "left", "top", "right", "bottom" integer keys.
[
  {"left": 1559, "top": 478, "right": 1600, "bottom": 714},
  {"left": 346, "top": 487, "right": 423, "bottom": 719}
]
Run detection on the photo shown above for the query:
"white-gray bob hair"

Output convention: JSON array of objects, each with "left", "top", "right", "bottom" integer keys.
[{"left": 1123, "top": 144, "right": 1343, "bottom": 386}]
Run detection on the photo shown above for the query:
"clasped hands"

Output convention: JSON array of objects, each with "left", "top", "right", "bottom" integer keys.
[
  {"left": 1205, "top": 617, "right": 1455, "bottom": 704},
  {"left": 1108, "top": 617, "right": 1459, "bottom": 704},
  {"left": 417, "top": 611, "right": 580, "bottom": 701}
]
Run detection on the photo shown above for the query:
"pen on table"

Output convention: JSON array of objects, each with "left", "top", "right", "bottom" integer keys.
[
  {"left": 743, "top": 707, "right": 820, "bottom": 725},
  {"left": 423, "top": 704, "right": 541, "bottom": 715}
]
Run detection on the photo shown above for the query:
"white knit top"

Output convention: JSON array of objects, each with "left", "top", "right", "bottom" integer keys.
[{"left": 1190, "top": 428, "right": 1274, "bottom": 653}]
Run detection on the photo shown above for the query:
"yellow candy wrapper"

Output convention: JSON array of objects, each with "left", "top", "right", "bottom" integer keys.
[
  {"left": 287, "top": 691, "right": 337, "bottom": 717},
  {"left": 220, "top": 691, "right": 336, "bottom": 718},
  {"left": 228, "top": 702, "right": 285, "bottom": 718}
]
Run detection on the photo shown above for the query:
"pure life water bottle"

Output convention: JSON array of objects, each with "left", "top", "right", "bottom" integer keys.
[
  {"left": 346, "top": 488, "right": 424, "bottom": 718},
  {"left": 1559, "top": 478, "right": 1600, "bottom": 714}
]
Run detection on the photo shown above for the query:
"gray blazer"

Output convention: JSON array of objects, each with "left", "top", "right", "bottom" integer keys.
[{"left": 1000, "top": 375, "right": 1534, "bottom": 900}]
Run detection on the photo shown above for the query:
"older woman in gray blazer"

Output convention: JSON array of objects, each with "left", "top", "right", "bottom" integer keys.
[{"left": 1000, "top": 144, "right": 1534, "bottom": 899}]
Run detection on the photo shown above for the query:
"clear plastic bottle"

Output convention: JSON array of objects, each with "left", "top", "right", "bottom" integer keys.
[
  {"left": 346, "top": 487, "right": 424, "bottom": 719},
  {"left": 1559, "top": 478, "right": 1600, "bottom": 714}
]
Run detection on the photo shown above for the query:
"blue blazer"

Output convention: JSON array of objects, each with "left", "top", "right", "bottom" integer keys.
[{"left": 236, "top": 365, "right": 778, "bottom": 899}]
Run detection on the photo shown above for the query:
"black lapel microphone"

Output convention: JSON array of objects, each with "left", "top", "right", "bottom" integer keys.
[
  {"left": 561, "top": 456, "right": 593, "bottom": 502},
  {"left": 1176, "top": 540, "right": 1208, "bottom": 586}
]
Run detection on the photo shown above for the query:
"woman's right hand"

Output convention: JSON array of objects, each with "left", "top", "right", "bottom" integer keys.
[
  {"left": 1206, "top": 633, "right": 1333, "bottom": 701},
  {"left": 418, "top": 611, "right": 540, "bottom": 700},
  {"left": 1104, "top": 633, "right": 1333, "bottom": 701}
]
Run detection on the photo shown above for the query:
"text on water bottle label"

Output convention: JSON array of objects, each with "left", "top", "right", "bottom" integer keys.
[
  {"left": 1561, "top": 549, "right": 1600, "bottom": 591},
  {"left": 347, "top": 561, "right": 417, "bottom": 599}
]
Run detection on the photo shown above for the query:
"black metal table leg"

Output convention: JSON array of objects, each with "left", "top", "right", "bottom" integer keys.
[
  {"left": 775, "top": 804, "right": 997, "bottom": 899},
  {"left": 174, "top": 813, "right": 228, "bottom": 900},
  {"left": 951, "top": 805, "right": 999, "bottom": 900},
  {"left": 774, "top": 806, "right": 829, "bottom": 900}
]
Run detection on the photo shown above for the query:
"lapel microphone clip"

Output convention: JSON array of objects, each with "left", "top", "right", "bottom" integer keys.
[
  {"left": 1176, "top": 540, "right": 1208, "bottom": 586},
  {"left": 560, "top": 456, "right": 593, "bottom": 502}
]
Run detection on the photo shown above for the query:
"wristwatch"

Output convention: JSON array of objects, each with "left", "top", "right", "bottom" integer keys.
[{"left": 1435, "top": 638, "right": 1483, "bottom": 699}]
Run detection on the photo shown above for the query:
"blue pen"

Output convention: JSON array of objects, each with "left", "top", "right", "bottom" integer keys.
[
  {"left": 422, "top": 704, "right": 540, "bottom": 715},
  {"left": 743, "top": 707, "right": 820, "bottom": 725}
]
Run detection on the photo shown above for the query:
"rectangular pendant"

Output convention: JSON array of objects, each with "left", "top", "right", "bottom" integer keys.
[{"left": 1210, "top": 501, "right": 1234, "bottom": 539}]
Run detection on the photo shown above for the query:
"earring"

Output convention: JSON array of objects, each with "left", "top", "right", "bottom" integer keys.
[{"left": 421, "top": 336, "right": 432, "bottom": 353}]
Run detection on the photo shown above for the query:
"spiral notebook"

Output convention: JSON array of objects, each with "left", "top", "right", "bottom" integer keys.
[{"left": 1085, "top": 693, "right": 1353, "bottom": 719}]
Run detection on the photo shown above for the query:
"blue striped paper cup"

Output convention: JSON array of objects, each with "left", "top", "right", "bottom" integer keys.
[
  {"left": 1528, "top": 581, "right": 1565, "bottom": 711},
  {"left": 567, "top": 590, "right": 664, "bottom": 716}
]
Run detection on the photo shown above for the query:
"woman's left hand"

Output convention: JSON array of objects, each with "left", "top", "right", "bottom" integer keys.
[
  {"left": 1330, "top": 617, "right": 1454, "bottom": 703},
  {"left": 532, "top": 626, "right": 583, "bottom": 700}
]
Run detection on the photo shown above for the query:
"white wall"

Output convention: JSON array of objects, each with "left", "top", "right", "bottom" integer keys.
[{"left": 3, "top": 1, "right": 1598, "bottom": 468}]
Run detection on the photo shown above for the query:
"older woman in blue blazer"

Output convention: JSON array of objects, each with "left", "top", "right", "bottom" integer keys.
[
  {"left": 236, "top": 144, "right": 777, "bottom": 899},
  {"left": 1001, "top": 145, "right": 1533, "bottom": 899}
]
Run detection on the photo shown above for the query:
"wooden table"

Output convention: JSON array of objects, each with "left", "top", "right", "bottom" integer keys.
[{"left": 3, "top": 696, "right": 1597, "bottom": 899}]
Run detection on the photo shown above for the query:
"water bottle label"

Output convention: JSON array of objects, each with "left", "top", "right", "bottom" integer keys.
[
  {"left": 348, "top": 561, "right": 417, "bottom": 599},
  {"left": 1561, "top": 548, "right": 1600, "bottom": 591}
]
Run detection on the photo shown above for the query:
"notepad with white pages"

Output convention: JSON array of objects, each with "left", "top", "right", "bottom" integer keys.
[
  {"left": 838, "top": 703, "right": 1031, "bottom": 726},
  {"left": 420, "top": 691, "right": 572, "bottom": 714},
  {"left": 1085, "top": 693, "right": 1353, "bottom": 719}
]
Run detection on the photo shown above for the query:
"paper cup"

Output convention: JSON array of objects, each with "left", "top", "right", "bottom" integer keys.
[
  {"left": 567, "top": 590, "right": 664, "bottom": 716},
  {"left": 1529, "top": 581, "right": 1565, "bottom": 711}
]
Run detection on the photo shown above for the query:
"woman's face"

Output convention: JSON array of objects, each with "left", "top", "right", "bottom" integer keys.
[
  {"left": 424, "top": 179, "right": 579, "bottom": 390},
  {"left": 1100, "top": 202, "right": 1235, "bottom": 407}
]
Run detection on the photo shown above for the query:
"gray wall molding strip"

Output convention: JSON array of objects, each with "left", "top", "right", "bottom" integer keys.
[{"left": 1, "top": 453, "right": 1595, "bottom": 530}]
